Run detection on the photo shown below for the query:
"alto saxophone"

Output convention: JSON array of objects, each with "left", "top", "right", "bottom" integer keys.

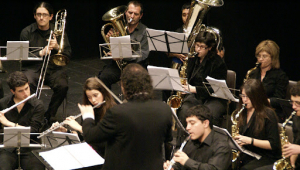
[
  {"left": 244, "top": 62, "right": 261, "bottom": 82},
  {"left": 273, "top": 111, "right": 296, "bottom": 170},
  {"left": 231, "top": 104, "right": 246, "bottom": 169}
]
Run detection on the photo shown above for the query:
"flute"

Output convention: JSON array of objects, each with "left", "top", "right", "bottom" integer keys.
[
  {"left": 167, "top": 136, "right": 190, "bottom": 170},
  {"left": 0, "top": 93, "right": 36, "bottom": 114},
  {"left": 37, "top": 101, "right": 106, "bottom": 138}
]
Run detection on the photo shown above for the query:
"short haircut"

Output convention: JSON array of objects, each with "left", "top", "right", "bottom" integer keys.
[
  {"left": 182, "top": 3, "right": 191, "bottom": 11},
  {"left": 33, "top": 1, "right": 54, "bottom": 15},
  {"left": 120, "top": 63, "right": 153, "bottom": 101},
  {"left": 7, "top": 71, "right": 29, "bottom": 91},
  {"left": 290, "top": 81, "right": 300, "bottom": 97},
  {"left": 255, "top": 40, "right": 280, "bottom": 69},
  {"left": 128, "top": 1, "right": 143, "bottom": 14},
  {"left": 186, "top": 105, "right": 213, "bottom": 129},
  {"left": 195, "top": 31, "right": 217, "bottom": 52}
]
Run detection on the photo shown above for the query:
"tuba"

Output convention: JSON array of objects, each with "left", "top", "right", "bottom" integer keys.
[
  {"left": 101, "top": 5, "right": 129, "bottom": 70},
  {"left": 51, "top": 9, "right": 69, "bottom": 66},
  {"left": 273, "top": 111, "right": 296, "bottom": 170},
  {"left": 167, "top": 0, "right": 224, "bottom": 111},
  {"left": 231, "top": 104, "right": 246, "bottom": 169}
]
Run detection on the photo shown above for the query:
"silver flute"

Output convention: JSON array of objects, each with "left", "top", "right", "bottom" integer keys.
[
  {"left": 0, "top": 93, "right": 36, "bottom": 114},
  {"left": 37, "top": 101, "right": 106, "bottom": 138},
  {"left": 167, "top": 136, "right": 190, "bottom": 170}
]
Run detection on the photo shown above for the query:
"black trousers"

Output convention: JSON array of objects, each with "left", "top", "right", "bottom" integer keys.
[{"left": 23, "top": 68, "right": 68, "bottom": 122}]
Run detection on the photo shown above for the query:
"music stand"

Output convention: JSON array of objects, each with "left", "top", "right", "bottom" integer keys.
[
  {"left": 147, "top": 65, "right": 190, "bottom": 93},
  {"left": 3, "top": 127, "right": 31, "bottom": 170},
  {"left": 146, "top": 28, "right": 189, "bottom": 54},
  {"left": 41, "top": 131, "right": 80, "bottom": 148}
]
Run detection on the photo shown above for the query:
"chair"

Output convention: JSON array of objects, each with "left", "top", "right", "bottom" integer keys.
[{"left": 226, "top": 70, "right": 237, "bottom": 95}]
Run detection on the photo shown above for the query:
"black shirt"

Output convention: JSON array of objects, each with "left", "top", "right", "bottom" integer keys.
[
  {"left": 20, "top": 22, "right": 72, "bottom": 70},
  {"left": 239, "top": 109, "right": 281, "bottom": 163},
  {"left": 0, "top": 95, "right": 44, "bottom": 141},
  {"left": 292, "top": 115, "right": 300, "bottom": 168},
  {"left": 173, "top": 129, "right": 232, "bottom": 170},
  {"left": 186, "top": 52, "right": 227, "bottom": 101}
]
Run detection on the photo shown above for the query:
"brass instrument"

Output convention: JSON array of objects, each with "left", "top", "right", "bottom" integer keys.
[
  {"left": 273, "top": 111, "right": 296, "bottom": 170},
  {"left": 51, "top": 9, "right": 69, "bottom": 66},
  {"left": 231, "top": 104, "right": 246, "bottom": 169},
  {"left": 37, "top": 101, "right": 106, "bottom": 139},
  {"left": 101, "top": 5, "right": 129, "bottom": 70},
  {"left": 244, "top": 62, "right": 261, "bottom": 82},
  {"left": 167, "top": 0, "right": 224, "bottom": 112}
]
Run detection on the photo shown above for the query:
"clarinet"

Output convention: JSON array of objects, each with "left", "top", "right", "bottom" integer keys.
[
  {"left": 167, "top": 136, "right": 190, "bottom": 170},
  {"left": 37, "top": 101, "right": 106, "bottom": 138}
]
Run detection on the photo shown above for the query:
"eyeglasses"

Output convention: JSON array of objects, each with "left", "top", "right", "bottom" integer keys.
[
  {"left": 239, "top": 94, "right": 249, "bottom": 99},
  {"left": 256, "top": 55, "right": 270, "bottom": 59},
  {"left": 290, "top": 100, "right": 300, "bottom": 107},
  {"left": 35, "top": 13, "right": 50, "bottom": 18},
  {"left": 195, "top": 44, "right": 208, "bottom": 50}
]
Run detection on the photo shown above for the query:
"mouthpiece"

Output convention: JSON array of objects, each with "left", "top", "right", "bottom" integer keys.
[{"left": 128, "top": 18, "right": 133, "bottom": 23}]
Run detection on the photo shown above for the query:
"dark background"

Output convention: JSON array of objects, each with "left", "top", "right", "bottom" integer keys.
[{"left": 1, "top": 0, "right": 299, "bottom": 88}]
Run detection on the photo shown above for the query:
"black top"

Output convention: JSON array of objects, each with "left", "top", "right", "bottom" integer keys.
[
  {"left": 20, "top": 22, "right": 72, "bottom": 70},
  {"left": 173, "top": 129, "right": 232, "bottom": 170},
  {"left": 249, "top": 67, "right": 289, "bottom": 101},
  {"left": 0, "top": 95, "right": 44, "bottom": 141},
  {"left": 292, "top": 115, "right": 300, "bottom": 168},
  {"left": 239, "top": 109, "right": 281, "bottom": 163},
  {"left": 82, "top": 100, "right": 173, "bottom": 170},
  {"left": 186, "top": 52, "right": 227, "bottom": 101}
]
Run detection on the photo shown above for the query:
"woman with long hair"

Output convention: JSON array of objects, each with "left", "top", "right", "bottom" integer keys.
[{"left": 234, "top": 79, "right": 281, "bottom": 170}]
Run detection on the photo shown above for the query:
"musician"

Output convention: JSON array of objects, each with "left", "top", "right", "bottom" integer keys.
[
  {"left": 247, "top": 40, "right": 288, "bottom": 122},
  {"left": 98, "top": 1, "right": 149, "bottom": 89},
  {"left": 282, "top": 81, "right": 300, "bottom": 169},
  {"left": 164, "top": 105, "right": 231, "bottom": 170},
  {"left": 52, "top": 77, "right": 116, "bottom": 157},
  {"left": 175, "top": 31, "right": 227, "bottom": 146},
  {"left": 20, "top": 2, "right": 72, "bottom": 124},
  {"left": 0, "top": 71, "right": 44, "bottom": 170},
  {"left": 80, "top": 63, "right": 173, "bottom": 170},
  {"left": 234, "top": 79, "right": 281, "bottom": 170}
]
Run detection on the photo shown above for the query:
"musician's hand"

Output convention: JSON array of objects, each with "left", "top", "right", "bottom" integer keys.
[
  {"left": 105, "top": 28, "right": 119, "bottom": 38},
  {"left": 283, "top": 143, "right": 300, "bottom": 157},
  {"left": 39, "top": 46, "right": 51, "bottom": 57},
  {"left": 234, "top": 135, "right": 252, "bottom": 146},
  {"left": 47, "top": 34, "right": 59, "bottom": 51},
  {"left": 51, "top": 122, "right": 67, "bottom": 132},
  {"left": 64, "top": 116, "right": 82, "bottom": 133},
  {"left": 173, "top": 150, "right": 189, "bottom": 166},
  {"left": 163, "top": 160, "right": 173, "bottom": 170},
  {"left": 78, "top": 104, "right": 94, "bottom": 118},
  {"left": 0, "top": 112, "right": 9, "bottom": 125},
  {"left": 182, "top": 84, "right": 196, "bottom": 93},
  {"left": 173, "top": 54, "right": 187, "bottom": 62}
]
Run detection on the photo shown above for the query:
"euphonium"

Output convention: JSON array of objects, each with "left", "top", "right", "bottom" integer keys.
[
  {"left": 273, "top": 111, "right": 296, "bottom": 170},
  {"left": 231, "top": 104, "right": 246, "bottom": 169},
  {"left": 51, "top": 9, "right": 69, "bottom": 66},
  {"left": 101, "top": 5, "right": 129, "bottom": 70},
  {"left": 244, "top": 62, "right": 261, "bottom": 82}
]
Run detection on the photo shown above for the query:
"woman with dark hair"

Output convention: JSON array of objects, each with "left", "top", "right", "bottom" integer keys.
[
  {"left": 248, "top": 40, "right": 289, "bottom": 122},
  {"left": 52, "top": 77, "right": 116, "bottom": 156},
  {"left": 234, "top": 79, "right": 281, "bottom": 170}
]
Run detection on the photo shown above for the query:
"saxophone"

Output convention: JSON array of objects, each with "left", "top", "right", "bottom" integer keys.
[
  {"left": 273, "top": 111, "right": 296, "bottom": 170},
  {"left": 244, "top": 62, "right": 261, "bottom": 82},
  {"left": 231, "top": 104, "right": 246, "bottom": 169}
]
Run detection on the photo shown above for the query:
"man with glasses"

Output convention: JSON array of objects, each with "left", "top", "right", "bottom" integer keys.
[
  {"left": 282, "top": 81, "right": 300, "bottom": 169},
  {"left": 20, "top": 2, "right": 71, "bottom": 125},
  {"left": 174, "top": 31, "right": 227, "bottom": 147}
]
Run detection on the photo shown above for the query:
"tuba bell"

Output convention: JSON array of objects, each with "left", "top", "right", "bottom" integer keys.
[{"left": 51, "top": 9, "right": 69, "bottom": 66}]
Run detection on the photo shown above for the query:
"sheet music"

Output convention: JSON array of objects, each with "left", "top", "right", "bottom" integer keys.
[
  {"left": 6, "top": 41, "right": 29, "bottom": 60},
  {"left": 110, "top": 35, "right": 132, "bottom": 58},
  {"left": 3, "top": 127, "right": 30, "bottom": 147},
  {"left": 147, "top": 65, "right": 184, "bottom": 91},
  {"left": 146, "top": 28, "right": 168, "bottom": 52},
  {"left": 39, "top": 142, "right": 104, "bottom": 170},
  {"left": 165, "top": 31, "right": 188, "bottom": 53},
  {"left": 206, "top": 76, "right": 239, "bottom": 102}
]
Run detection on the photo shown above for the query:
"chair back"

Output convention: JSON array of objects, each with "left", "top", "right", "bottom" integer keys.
[{"left": 226, "top": 70, "right": 237, "bottom": 95}]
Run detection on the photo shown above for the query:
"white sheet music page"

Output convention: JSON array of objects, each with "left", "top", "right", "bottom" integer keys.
[
  {"left": 166, "top": 31, "right": 188, "bottom": 54},
  {"left": 146, "top": 28, "right": 168, "bottom": 52},
  {"left": 206, "top": 76, "right": 239, "bottom": 102},
  {"left": 3, "top": 127, "right": 30, "bottom": 147},
  {"left": 110, "top": 35, "right": 132, "bottom": 58},
  {"left": 39, "top": 142, "right": 104, "bottom": 170}
]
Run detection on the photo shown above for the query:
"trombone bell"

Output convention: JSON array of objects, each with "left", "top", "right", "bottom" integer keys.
[{"left": 51, "top": 53, "right": 69, "bottom": 66}]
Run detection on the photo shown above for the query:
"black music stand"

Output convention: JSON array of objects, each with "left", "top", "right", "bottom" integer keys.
[
  {"left": 146, "top": 28, "right": 189, "bottom": 54},
  {"left": 41, "top": 131, "right": 80, "bottom": 148}
]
